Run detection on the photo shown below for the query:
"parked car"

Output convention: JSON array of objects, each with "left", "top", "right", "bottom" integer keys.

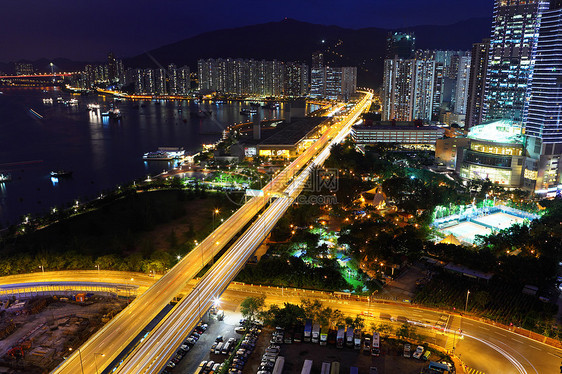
[
  {"left": 413, "top": 345, "right": 424, "bottom": 359},
  {"left": 403, "top": 343, "right": 411, "bottom": 358}
]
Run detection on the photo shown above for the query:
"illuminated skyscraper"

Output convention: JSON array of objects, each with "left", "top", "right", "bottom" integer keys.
[
  {"left": 482, "top": 0, "right": 549, "bottom": 124},
  {"left": 382, "top": 55, "right": 442, "bottom": 122},
  {"left": 310, "top": 51, "right": 325, "bottom": 98},
  {"left": 523, "top": 0, "right": 562, "bottom": 191},
  {"left": 466, "top": 39, "right": 490, "bottom": 128},
  {"left": 454, "top": 55, "right": 471, "bottom": 115}
]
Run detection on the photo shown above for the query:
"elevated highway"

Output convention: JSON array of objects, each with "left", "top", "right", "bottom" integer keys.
[{"left": 50, "top": 92, "right": 372, "bottom": 374}]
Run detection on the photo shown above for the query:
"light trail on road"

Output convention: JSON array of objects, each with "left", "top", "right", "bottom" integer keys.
[
  {"left": 51, "top": 92, "right": 372, "bottom": 374},
  {"left": 114, "top": 93, "right": 373, "bottom": 373}
]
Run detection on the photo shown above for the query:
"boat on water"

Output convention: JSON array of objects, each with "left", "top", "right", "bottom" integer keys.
[
  {"left": 240, "top": 108, "right": 258, "bottom": 115},
  {"left": 43, "top": 98, "right": 54, "bottom": 104},
  {"left": 143, "top": 147, "right": 185, "bottom": 161},
  {"left": 262, "top": 102, "right": 280, "bottom": 109},
  {"left": 68, "top": 99, "right": 79, "bottom": 106},
  {"left": 101, "top": 108, "right": 122, "bottom": 119},
  {"left": 87, "top": 103, "right": 101, "bottom": 110},
  {"left": 0, "top": 173, "right": 11, "bottom": 182},
  {"left": 50, "top": 170, "right": 73, "bottom": 177}
]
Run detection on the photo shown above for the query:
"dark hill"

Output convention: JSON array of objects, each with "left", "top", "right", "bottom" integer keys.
[{"left": 125, "top": 18, "right": 491, "bottom": 88}]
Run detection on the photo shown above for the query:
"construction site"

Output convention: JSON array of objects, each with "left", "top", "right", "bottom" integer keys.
[{"left": 0, "top": 295, "right": 127, "bottom": 373}]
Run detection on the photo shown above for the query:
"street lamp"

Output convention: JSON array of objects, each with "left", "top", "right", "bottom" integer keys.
[
  {"left": 95, "top": 264, "right": 100, "bottom": 275},
  {"left": 94, "top": 353, "right": 105, "bottom": 374},
  {"left": 39, "top": 265, "right": 45, "bottom": 273},
  {"left": 465, "top": 290, "right": 470, "bottom": 313},
  {"left": 68, "top": 347, "right": 84, "bottom": 374},
  {"left": 212, "top": 209, "right": 220, "bottom": 230}
]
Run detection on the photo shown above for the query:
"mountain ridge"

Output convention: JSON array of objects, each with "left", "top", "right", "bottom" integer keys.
[{"left": 124, "top": 17, "right": 491, "bottom": 87}]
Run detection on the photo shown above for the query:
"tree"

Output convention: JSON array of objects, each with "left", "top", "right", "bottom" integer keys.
[
  {"left": 353, "top": 315, "right": 365, "bottom": 330},
  {"left": 396, "top": 323, "right": 412, "bottom": 339},
  {"left": 301, "top": 299, "right": 323, "bottom": 320},
  {"left": 472, "top": 291, "right": 491, "bottom": 309},
  {"left": 376, "top": 323, "right": 393, "bottom": 339},
  {"left": 240, "top": 295, "right": 266, "bottom": 324}
]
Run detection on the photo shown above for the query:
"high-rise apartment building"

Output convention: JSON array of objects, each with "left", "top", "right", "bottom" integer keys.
[
  {"left": 14, "top": 62, "right": 34, "bottom": 76},
  {"left": 465, "top": 39, "right": 490, "bottom": 128},
  {"left": 523, "top": 0, "right": 562, "bottom": 191},
  {"left": 382, "top": 55, "right": 442, "bottom": 122},
  {"left": 285, "top": 62, "right": 309, "bottom": 97},
  {"left": 386, "top": 32, "right": 415, "bottom": 59},
  {"left": 483, "top": 0, "right": 549, "bottom": 124},
  {"left": 454, "top": 55, "right": 471, "bottom": 115},
  {"left": 382, "top": 58, "right": 415, "bottom": 121},
  {"left": 124, "top": 65, "right": 190, "bottom": 95},
  {"left": 197, "top": 58, "right": 286, "bottom": 96},
  {"left": 310, "top": 52, "right": 325, "bottom": 98}
]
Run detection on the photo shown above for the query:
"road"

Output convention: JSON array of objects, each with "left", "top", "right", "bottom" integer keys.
[
  {"left": 47, "top": 93, "right": 372, "bottom": 374},
  {"left": 2, "top": 270, "right": 562, "bottom": 373},
  {"left": 112, "top": 93, "right": 373, "bottom": 374}
]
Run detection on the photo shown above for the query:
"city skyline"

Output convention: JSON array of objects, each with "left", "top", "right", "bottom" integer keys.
[{"left": 0, "top": 0, "right": 493, "bottom": 61}]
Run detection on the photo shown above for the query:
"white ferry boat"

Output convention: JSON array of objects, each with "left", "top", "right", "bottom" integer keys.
[{"left": 143, "top": 147, "right": 185, "bottom": 161}]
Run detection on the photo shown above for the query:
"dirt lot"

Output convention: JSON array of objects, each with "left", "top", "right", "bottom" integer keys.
[
  {"left": 0, "top": 296, "right": 126, "bottom": 373},
  {"left": 244, "top": 329, "right": 443, "bottom": 374}
]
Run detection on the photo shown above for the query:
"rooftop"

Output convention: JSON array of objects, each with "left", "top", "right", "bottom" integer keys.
[
  {"left": 259, "top": 117, "right": 326, "bottom": 146},
  {"left": 353, "top": 121, "right": 443, "bottom": 131},
  {"left": 468, "top": 119, "right": 524, "bottom": 144}
]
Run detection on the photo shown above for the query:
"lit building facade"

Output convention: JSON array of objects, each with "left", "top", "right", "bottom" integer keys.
[
  {"left": 382, "top": 55, "right": 442, "bottom": 122},
  {"left": 197, "top": 58, "right": 294, "bottom": 96},
  {"left": 459, "top": 119, "right": 525, "bottom": 187},
  {"left": 124, "top": 65, "right": 190, "bottom": 95},
  {"left": 310, "top": 52, "right": 325, "bottom": 98},
  {"left": 351, "top": 122, "right": 445, "bottom": 147},
  {"left": 382, "top": 58, "right": 415, "bottom": 121},
  {"left": 15, "top": 62, "right": 34, "bottom": 76},
  {"left": 466, "top": 39, "right": 490, "bottom": 129},
  {"left": 483, "top": 0, "right": 548, "bottom": 124},
  {"left": 523, "top": 0, "right": 562, "bottom": 192},
  {"left": 284, "top": 62, "right": 309, "bottom": 97},
  {"left": 454, "top": 55, "right": 471, "bottom": 116}
]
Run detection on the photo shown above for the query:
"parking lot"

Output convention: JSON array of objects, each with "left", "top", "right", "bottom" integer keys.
[
  {"left": 171, "top": 312, "right": 242, "bottom": 374},
  {"left": 161, "top": 310, "right": 450, "bottom": 374},
  {"left": 243, "top": 329, "right": 443, "bottom": 374}
]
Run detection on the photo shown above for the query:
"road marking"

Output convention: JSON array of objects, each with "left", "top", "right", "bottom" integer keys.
[
  {"left": 511, "top": 338, "right": 525, "bottom": 344},
  {"left": 547, "top": 352, "right": 561, "bottom": 358},
  {"left": 465, "top": 367, "right": 486, "bottom": 374},
  {"left": 495, "top": 332, "right": 507, "bottom": 337},
  {"left": 528, "top": 345, "right": 542, "bottom": 351}
]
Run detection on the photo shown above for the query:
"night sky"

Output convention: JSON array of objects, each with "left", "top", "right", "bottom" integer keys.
[{"left": 1, "top": 0, "right": 493, "bottom": 61}]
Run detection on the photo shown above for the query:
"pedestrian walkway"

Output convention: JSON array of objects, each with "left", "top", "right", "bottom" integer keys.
[
  {"left": 464, "top": 366, "right": 486, "bottom": 374},
  {"left": 445, "top": 315, "right": 462, "bottom": 353}
]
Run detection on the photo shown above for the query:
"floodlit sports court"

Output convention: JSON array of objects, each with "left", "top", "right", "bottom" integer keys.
[
  {"left": 435, "top": 207, "right": 539, "bottom": 244},
  {"left": 440, "top": 221, "right": 492, "bottom": 244},
  {"left": 472, "top": 211, "right": 526, "bottom": 230}
]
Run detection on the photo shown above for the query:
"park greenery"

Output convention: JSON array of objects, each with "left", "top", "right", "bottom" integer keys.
[{"left": 0, "top": 185, "right": 237, "bottom": 275}]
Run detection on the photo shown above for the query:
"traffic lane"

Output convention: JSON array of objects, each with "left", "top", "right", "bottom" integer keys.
[
  {"left": 459, "top": 316, "right": 561, "bottom": 374},
  {"left": 116, "top": 198, "right": 292, "bottom": 372},
  {"left": 176, "top": 317, "right": 239, "bottom": 374},
  {"left": 218, "top": 289, "right": 549, "bottom": 374}
]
